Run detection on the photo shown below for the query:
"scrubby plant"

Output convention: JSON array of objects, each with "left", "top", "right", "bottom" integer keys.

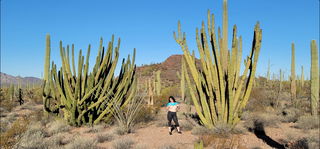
[
  {"left": 96, "top": 132, "right": 113, "bottom": 143},
  {"left": 295, "top": 115, "right": 320, "bottom": 130},
  {"left": 42, "top": 34, "right": 137, "bottom": 126},
  {"left": 174, "top": 0, "right": 262, "bottom": 129},
  {"left": 65, "top": 137, "right": 98, "bottom": 149},
  {"left": 112, "top": 137, "right": 134, "bottom": 149},
  {"left": 113, "top": 93, "right": 144, "bottom": 134}
]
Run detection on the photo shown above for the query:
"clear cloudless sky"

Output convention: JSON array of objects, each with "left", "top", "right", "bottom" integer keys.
[{"left": 1, "top": 0, "right": 319, "bottom": 79}]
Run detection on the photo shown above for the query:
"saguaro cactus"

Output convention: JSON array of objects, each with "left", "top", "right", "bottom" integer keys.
[
  {"left": 177, "top": 58, "right": 186, "bottom": 101},
  {"left": 42, "top": 35, "right": 137, "bottom": 125},
  {"left": 174, "top": 0, "right": 262, "bottom": 128},
  {"left": 310, "top": 40, "right": 319, "bottom": 116},
  {"left": 291, "top": 43, "right": 296, "bottom": 105},
  {"left": 301, "top": 66, "right": 304, "bottom": 88},
  {"left": 156, "top": 70, "right": 161, "bottom": 96}
]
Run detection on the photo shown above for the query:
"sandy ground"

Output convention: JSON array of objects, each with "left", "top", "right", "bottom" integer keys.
[{"left": 3, "top": 101, "right": 318, "bottom": 149}]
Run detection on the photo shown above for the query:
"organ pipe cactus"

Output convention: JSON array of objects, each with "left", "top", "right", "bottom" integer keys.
[
  {"left": 310, "top": 40, "right": 319, "bottom": 116},
  {"left": 291, "top": 43, "right": 297, "bottom": 105},
  {"left": 174, "top": 0, "right": 262, "bottom": 128},
  {"left": 42, "top": 35, "right": 136, "bottom": 126}
]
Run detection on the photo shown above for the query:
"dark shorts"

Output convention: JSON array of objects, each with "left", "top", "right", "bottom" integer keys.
[{"left": 167, "top": 111, "right": 179, "bottom": 127}]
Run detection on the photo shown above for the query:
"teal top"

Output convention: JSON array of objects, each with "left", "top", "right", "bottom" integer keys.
[{"left": 166, "top": 102, "right": 178, "bottom": 107}]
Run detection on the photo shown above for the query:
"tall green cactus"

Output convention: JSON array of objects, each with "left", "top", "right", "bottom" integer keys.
[
  {"left": 174, "top": 0, "right": 262, "bottom": 128},
  {"left": 310, "top": 40, "right": 319, "bottom": 116},
  {"left": 177, "top": 58, "right": 186, "bottom": 102},
  {"left": 156, "top": 70, "right": 161, "bottom": 96},
  {"left": 301, "top": 66, "right": 304, "bottom": 88},
  {"left": 291, "top": 43, "right": 297, "bottom": 106},
  {"left": 42, "top": 35, "right": 137, "bottom": 126},
  {"left": 8, "top": 84, "right": 14, "bottom": 101}
]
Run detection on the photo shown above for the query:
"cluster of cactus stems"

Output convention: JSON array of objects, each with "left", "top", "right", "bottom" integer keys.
[
  {"left": 146, "top": 70, "right": 161, "bottom": 105},
  {"left": 291, "top": 43, "right": 297, "bottom": 106},
  {"left": 174, "top": 0, "right": 262, "bottom": 128},
  {"left": 176, "top": 58, "right": 186, "bottom": 102},
  {"left": 310, "top": 40, "right": 319, "bottom": 116},
  {"left": 42, "top": 34, "right": 137, "bottom": 126}
]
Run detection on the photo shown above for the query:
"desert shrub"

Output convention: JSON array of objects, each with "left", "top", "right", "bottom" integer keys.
[
  {"left": 45, "top": 134, "right": 65, "bottom": 147},
  {"left": 295, "top": 115, "right": 320, "bottom": 130},
  {"left": 85, "top": 124, "right": 105, "bottom": 133},
  {"left": 246, "top": 88, "right": 271, "bottom": 112},
  {"left": 113, "top": 127, "right": 127, "bottom": 136},
  {"left": 180, "top": 121, "right": 193, "bottom": 131},
  {"left": 279, "top": 107, "right": 302, "bottom": 122},
  {"left": 197, "top": 135, "right": 245, "bottom": 148},
  {"left": 244, "top": 112, "right": 281, "bottom": 130},
  {"left": 155, "top": 120, "right": 168, "bottom": 127},
  {"left": 135, "top": 106, "right": 156, "bottom": 124},
  {"left": 0, "top": 116, "right": 30, "bottom": 149},
  {"left": 306, "top": 131, "right": 320, "bottom": 149},
  {"left": 65, "top": 137, "right": 97, "bottom": 149},
  {"left": 112, "top": 137, "right": 134, "bottom": 149},
  {"left": 96, "top": 133, "right": 113, "bottom": 143},
  {"left": 113, "top": 94, "right": 144, "bottom": 134},
  {"left": 0, "top": 118, "right": 10, "bottom": 133},
  {"left": 47, "top": 120, "right": 70, "bottom": 136},
  {"left": 14, "top": 122, "right": 47, "bottom": 148},
  {"left": 158, "top": 144, "right": 176, "bottom": 149},
  {"left": 191, "top": 126, "right": 214, "bottom": 135}
]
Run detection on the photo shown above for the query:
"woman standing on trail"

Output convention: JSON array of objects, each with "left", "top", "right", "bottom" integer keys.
[{"left": 166, "top": 96, "right": 182, "bottom": 135}]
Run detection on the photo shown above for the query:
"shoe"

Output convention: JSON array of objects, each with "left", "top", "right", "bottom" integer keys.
[
  {"left": 178, "top": 131, "right": 182, "bottom": 134},
  {"left": 169, "top": 131, "right": 172, "bottom": 135}
]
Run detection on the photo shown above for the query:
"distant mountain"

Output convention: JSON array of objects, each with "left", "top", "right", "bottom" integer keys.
[
  {"left": 136, "top": 54, "right": 200, "bottom": 87},
  {"left": 0, "top": 72, "right": 42, "bottom": 87},
  {"left": 0, "top": 54, "right": 197, "bottom": 88}
]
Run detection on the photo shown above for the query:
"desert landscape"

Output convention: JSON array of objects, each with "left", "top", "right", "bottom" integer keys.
[{"left": 1, "top": 0, "right": 319, "bottom": 149}]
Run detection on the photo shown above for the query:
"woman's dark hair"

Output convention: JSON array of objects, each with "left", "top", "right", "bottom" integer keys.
[{"left": 168, "top": 96, "right": 176, "bottom": 102}]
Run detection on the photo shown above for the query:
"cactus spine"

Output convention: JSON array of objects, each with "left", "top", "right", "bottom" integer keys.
[
  {"left": 174, "top": 0, "right": 262, "bottom": 128},
  {"left": 42, "top": 35, "right": 137, "bottom": 126},
  {"left": 310, "top": 40, "right": 319, "bottom": 116},
  {"left": 291, "top": 43, "right": 296, "bottom": 105}
]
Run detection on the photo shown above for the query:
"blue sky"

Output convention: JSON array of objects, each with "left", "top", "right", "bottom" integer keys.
[{"left": 1, "top": 0, "right": 319, "bottom": 79}]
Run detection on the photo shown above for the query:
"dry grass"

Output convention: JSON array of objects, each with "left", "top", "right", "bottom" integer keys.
[
  {"left": 158, "top": 144, "right": 176, "bottom": 149},
  {"left": 65, "top": 137, "right": 98, "bottom": 149},
  {"left": 295, "top": 115, "right": 320, "bottom": 130},
  {"left": 279, "top": 107, "right": 302, "bottom": 123},
  {"left": 96, "top": 132, "right": 114, "bottom": 143},
  {"left": 0, "top": 116, "right": 30, "bottom": 149},
  {"left": 244, "top": 112, "right": 281, "bottom": 130},
  {"left": 15, "top": 122, "right": 47, "bottom": 148},
  {"left": 85, "top": 124, "right": 105, "bottom": 133},
  {"left": 47, "top": 120, "right": 71, "bottom": 136},
  {"left": 197, "top": 135, "right": 246, "bottom": 148},
  {"left": 112, "top": 137, "right": 134, "bottom": 149}
]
